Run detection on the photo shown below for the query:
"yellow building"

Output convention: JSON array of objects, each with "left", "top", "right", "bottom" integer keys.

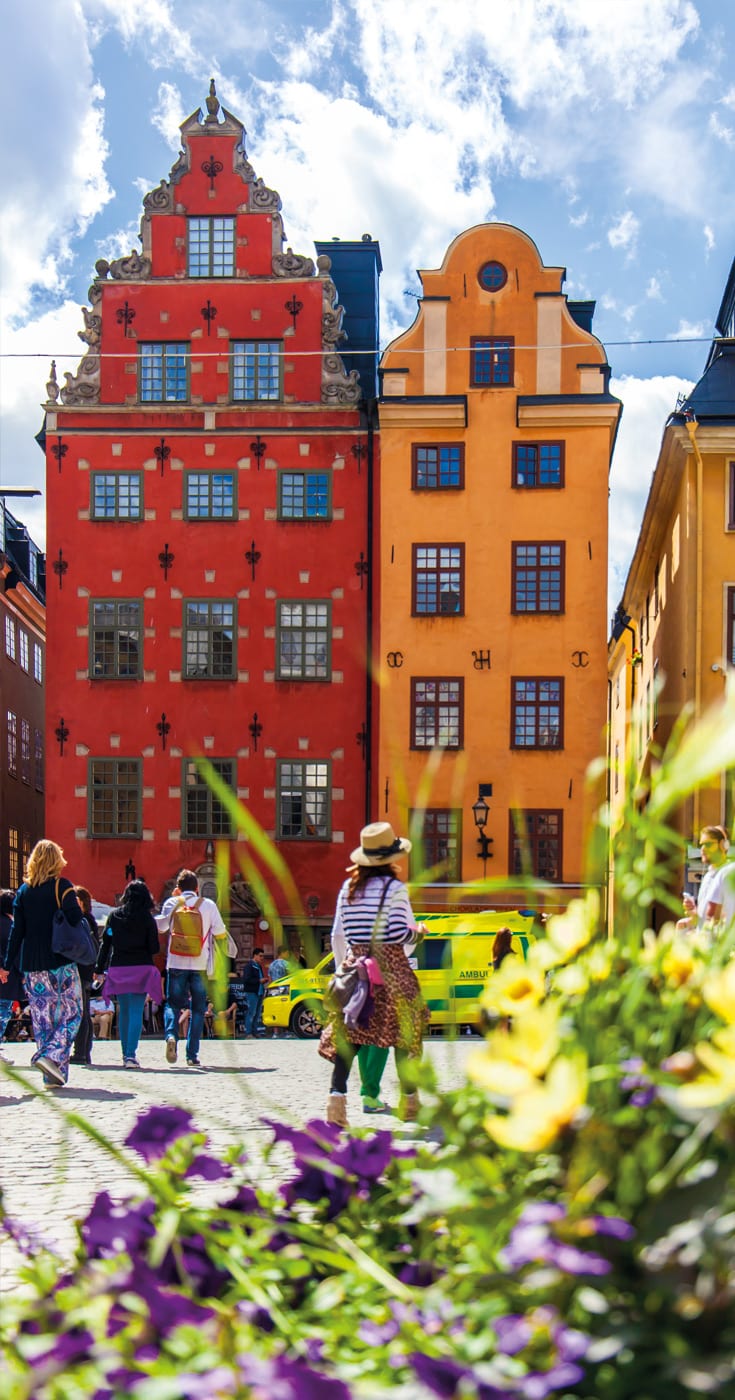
[
  {"left": 608, "top": 258, "right": 735, "bottom": 887},
  {"left": 377, "top": 224, "right": 620, "bottom": 907}
]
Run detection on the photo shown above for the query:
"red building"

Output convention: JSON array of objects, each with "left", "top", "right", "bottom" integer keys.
[
  {"left": 1, "top": 501, "right": 46, "bottom": 888},
  {"left": 43, "top": 84, "right": 380, "bottom": 957}
]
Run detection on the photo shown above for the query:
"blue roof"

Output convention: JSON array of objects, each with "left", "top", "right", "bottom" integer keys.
[{"left": 675, "top": 342, "right": 735, "bottom": 422}]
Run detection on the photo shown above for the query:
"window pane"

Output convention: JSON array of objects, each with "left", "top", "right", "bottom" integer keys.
[
  {"left": 232, "top": 341, "right": 280, "bottom": 401},
  {"left": 410, "top": 809, "right": 461, "bottom": 882},
  {"left": 184, "top": 758, "right": 234, "bottom": 836},
  {"left": 183, "top": 601, "right": 235, "bottom": 678},
  {"left": 92, "top": 473, "right": 142, "bottom": 520},
  {"left": 140, "top": 344, "right": 188, "bottom": 402},
  {"left": 278, "top": 759, "right": 330, "bottom": 838},
  {"left": 188, "top": 217, "right": 235, "bottom": 276},
  {"left": 186, "top": 473, "right": 235, "bottom": 519}
]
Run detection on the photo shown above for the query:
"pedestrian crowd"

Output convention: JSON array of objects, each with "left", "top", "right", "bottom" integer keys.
[{"left": 3, "top": 821, "right": 734, "bottom": 1116}]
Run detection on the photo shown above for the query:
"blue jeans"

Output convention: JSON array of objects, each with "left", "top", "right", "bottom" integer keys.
[
  {"left": 118, "top": 993, "right": 146, "bottom": 1060},
  {"left": 0, "top": 999, "right": 14, "bottom": 1043},
  {"left": 165, "top": 970, "right": 207, "bottom": 1061},
  {"left": 243, "top": 991, "right": 263, "bottom": 1035}
]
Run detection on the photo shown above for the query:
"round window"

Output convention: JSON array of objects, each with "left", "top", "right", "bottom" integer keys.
[{"left": 478, "top": 261, "right": 507, "bottom": 291}]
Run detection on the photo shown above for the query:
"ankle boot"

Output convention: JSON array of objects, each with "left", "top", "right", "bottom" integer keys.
[
  {"left": 326, "top": 1093, "right": 349, "bottom": 1128},
  {"left": 398, "top": 1092, "right": 420, "bottom": 1121}
]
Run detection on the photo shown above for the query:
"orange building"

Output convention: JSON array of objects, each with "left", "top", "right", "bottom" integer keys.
[{"left": 377, "top": 224, "right": 620, "bottom": 906}]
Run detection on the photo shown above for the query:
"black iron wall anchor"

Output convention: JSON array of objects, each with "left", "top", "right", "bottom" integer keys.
[
  {"left": 386, "top": 651, "right": 403, "bottom": 669},
  {"left": 154, "top": 438, "right": 171, "bottom": 476},
  {"left": 284, "top": 293, "right": 303, "bottom": 332},
  {"left": 156, "top": 713, "right": 171, "bottom": 750},
  {"left": 249, "top": 712, "right": 263, "bottom": 751},
  {"left": 472, "top": 649, "right": 492, "bottom": 670},
  {"left": 201, "top": 300, "right": 217, "bottom": 334},
  {"left": 116, "top": 301, "right": 136, "bottom": 336},
  {"left": 384, "top": 775, "right": 390, "bottom": 815},
  {"left": 351, "top": 441, "right": 365, "bottom": 474},
  {"left": 51, "top": 435, "right": 68, "bottom": 473},
  {"left": 250, "top": 435, "right": 266, "bottom": 469},
  {"left": 201, "top": 153, "right": 223, "bottom": 190},
  {"left": 571, "top": 650, "right": 590, "bottom": 668},
  {"left": 158, "top": 543, "right": 175, "bottom": 580},
  {"left": 52, "top": 549, "right": 68, "bottom": 589},
  {"left": 55, "top": 718, "right": 69, "bottom": 756},
  {"left": 356, "top": 721, "right": 367, "bottom": 760},
  {"left": 354, "top": 552, "right": 368, "bottom": 589},
  {"left": 245, "top": 540, "right": 261, "bottom": 581}
]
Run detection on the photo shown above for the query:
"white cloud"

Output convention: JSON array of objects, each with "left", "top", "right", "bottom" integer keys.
[
  {"left": 722, "top": 86, "right": 735, "bottom": 110},
  {"left": 704, "top": 224, "right": 716, "bottom": 252},
  {"left": 607, "top": 210, "right": 640, "bottom": 255},
  {"left": 569, "top": 210, "right": 589, "bottom": 227},
  {"left": 709, "top": 110, "right": 735, "bottom": 146},
  {"left": 667, "top": 319, "right": 707, "bottom": 340},
  {"left": 151, "top": 82, "right": 186, "bottom": 149},
  {"left": 608, "top": 373, "right": 694, "bottom": 609},
  {"left": 645, "top": 276, "right": 663, "bottom": 300}
]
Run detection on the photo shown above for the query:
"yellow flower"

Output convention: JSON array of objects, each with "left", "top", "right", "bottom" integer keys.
[
  {"left": 484, "top": 1054, "right": 588, "bottom": 1152},
  {"left": 480, "top": 959, "right": 546, "bottom": 1018},
  {"left": 554, "top": 963, "right": 589, "bottom": 997},
  {"left": 468, "top": 1004, "right": 560, "bottom": 1096},
  {"left": 661, "top": 938, "right": 697, "bottom": 988},
  {"left": 544, "top": 893, "right": 598, "bottom": 965},
  {"left": 702, "top": 961, "right": 735, "bottom": 1025}
]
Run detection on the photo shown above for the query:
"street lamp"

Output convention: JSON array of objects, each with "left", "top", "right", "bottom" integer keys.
[{"left": 472, "top": 794, "right": 494, "bottom": 875}]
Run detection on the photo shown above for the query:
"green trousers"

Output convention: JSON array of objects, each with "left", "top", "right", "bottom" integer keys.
[{"left": 356, "top": 1043, "right": 390, "bottom": 1099}]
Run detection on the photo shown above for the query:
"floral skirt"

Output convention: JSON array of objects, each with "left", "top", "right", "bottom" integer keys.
[{"left": 319, "top": 942, "right": 428, "bottom": 1064}]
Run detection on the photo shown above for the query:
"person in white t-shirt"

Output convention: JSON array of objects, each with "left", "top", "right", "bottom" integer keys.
[
  {"left": 679, "top": 826, "right": 729, "bottom": 932},
  {"left": 155, "top": 869, "right": 227, "bottom": 1069}
]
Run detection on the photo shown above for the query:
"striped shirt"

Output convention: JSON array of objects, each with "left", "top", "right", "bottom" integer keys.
[{"left": 330, "top": 876, "right": 416, "bottom": 965}]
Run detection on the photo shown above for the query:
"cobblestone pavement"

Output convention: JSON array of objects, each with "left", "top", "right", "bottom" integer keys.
[{"left": 0, "top": 1035, "right": 475, "bottom": 1286}]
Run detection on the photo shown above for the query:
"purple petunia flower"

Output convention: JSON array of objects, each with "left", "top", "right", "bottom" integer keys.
[
  {"left": 81, "top": 1191, "right": 156, "bottom": 1259},
  {"left": 332, "top": 1131, "right": 394, "bottom": 1182},
  {"left": 518, "top": 1203, "right": 567, "bottom": 1226},
  {"left": 494, "top": 1312, "right": 532, "bottom": 1355},
  {"left": 264, "top": 1117, "right": 342, "bottom": 1161},
  {"left": 33, "top": 1327, "right": 94, "bottom": 1368},
  {"left": 501, "top": 1202, "right": 613, "bottom": 1276},
  {"left": 238, "top": 1352, "right": 352, "bottom": 1399},
  {"left": 409, "top": 1352, "right": 468, "bottom": 1398},
  {"left": 282, "top": 1163, "right": 353, "bottom": 1220},
  {"left": 397, "top": 1260, "right": 441, "bottom": 1288},
  {"left": 185, "top": 1153, "right": 232, "bottom": 1181},
  {"left": 124, "top": 1105, "right": 195, "bottom": 1161},
  {"left": 358, "top": 1316, "right": 401, "bottom": 1346},
  {"left": 620, "top": 1058, "right": 657, "bottom": 1107},
  {"left": 550, "top": 1242, "right": 611, "bottom": 1276},
  {"left": 521, "top": 1361, "right": 585, "bottom": 1399},
  {"left": 155, "top": 1231, "right": 230, "bottom": 1297},
  {"left": 223, "top": 1184, "right": 260, "bottom": 1213},
  {"left": 238, "top": 1300, "right": 276, "bottom": 1332},
  {"left": 589, "top": 1214, "right": 636, "bottom": 1241},
  {"left": 121, "top": 1260, "right": 216, "bottom": 1334}
]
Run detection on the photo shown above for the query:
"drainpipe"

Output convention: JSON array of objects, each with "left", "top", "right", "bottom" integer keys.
[
  {"left": 364, "top": 396, "right": 377, "bottom": 824},
  {"left": 685, "top": 415, "right": 704, "bottom": 832}
]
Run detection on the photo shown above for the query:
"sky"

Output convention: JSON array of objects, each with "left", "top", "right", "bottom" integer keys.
[{"left": 1, "top": 0, "right": 734, "bottom": 616}]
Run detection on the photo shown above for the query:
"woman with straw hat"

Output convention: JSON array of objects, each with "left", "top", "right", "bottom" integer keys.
[{"left": 319, "top": 822, "right": 427, "bottom": 1127}]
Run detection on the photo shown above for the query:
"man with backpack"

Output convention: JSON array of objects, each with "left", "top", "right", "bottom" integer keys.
[{"left": 156, "top": 869, "right": 228, "bottom": 1069}]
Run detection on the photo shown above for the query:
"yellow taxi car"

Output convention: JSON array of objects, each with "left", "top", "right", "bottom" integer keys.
[{"left": 261, "top": 910, "right": 535, "bottom": 1038}]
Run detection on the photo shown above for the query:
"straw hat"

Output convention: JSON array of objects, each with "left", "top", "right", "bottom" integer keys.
[{"left": 350, "top": 821, "right": 411, "bottom": 866}]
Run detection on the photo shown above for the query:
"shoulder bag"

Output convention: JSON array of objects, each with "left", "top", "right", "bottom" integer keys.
[{"left": 51, "top": 880, "right": 98, "bottom": 966}]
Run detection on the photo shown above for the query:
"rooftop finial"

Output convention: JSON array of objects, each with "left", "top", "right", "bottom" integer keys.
[{"left": 205, "top": 78, "right": 220, "bottom": 125}]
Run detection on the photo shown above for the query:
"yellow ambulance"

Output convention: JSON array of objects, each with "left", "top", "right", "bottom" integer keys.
[{"left": 261, "top": 910, "right": 535, "bottom": 1038}]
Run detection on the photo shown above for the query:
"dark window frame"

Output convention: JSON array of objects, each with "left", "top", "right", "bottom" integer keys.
[
  {"left": 510, "top": 677, "right": 564, "bottom": 749},
  {"left": 470, "top": 336, "right": 514, "bottom": 387},
  {"left": 88, "top": 758, "right": 142, "bottom": 839},
  {"left": 412, "top": 543, "right": 465, "bottom": 616},
  {"left": 276, "top": 759, "right": 332, "bottom": 841},
  {"left": 509, "top": 809, "right": 563, "bottom": 882},
  {"left": 512, "top": 441, "right": 565, "bottom": 489},
  {"left": 5, "top": 615, "right": 15, "bottom": 661},
  {"left": 277, "top": 470, "right": 332, "bottom": 521},
  {"left": 7, "top": 710, "right": 17, "bottom": 778},
  {"left": 728, "top": 462, "right": 735, "bottom": 531},
  {"left": 511, "top": 541, "right": 565, "bottom": 614},
  {"left": 276, "top": 599, "right": 332, "bottom": 682},
  {"left": 182, "top": 758, "right": 236, "bottom": 838},
  {"left": 184, "top": 471, "right": 237, "bottom": 521},
  {"left": 187, "top": 216, "right": 236, "bottom": 277},
  {"left": 34, "top": 727, "right": 44, "bottom": 793},
  {"left": 90, "top": 472, "right": 143, "bottom": 522},
  {"left": 409, "top": 808, "right": 462, "bottom": 883},
  {"left": 139, "top": 342, "right": 189, "bottom": 403},
  {"left": 183, "top": 599, "right": 237, "bottom": 681},
  {"left": 8, "top": 827, "right": 19, "bottom": 887},
  {"left": 20, "top": 718, "right": 31, "bottom": 785},
  {"left": 89, "top": 599, "right": 143, "bottom": 680},
  {"left": 410, "top": 677, "right": 464, "bottom": 750},
  {"left": 231, "top": 340, "right": 282, "bottom": 402},
  {"left": 33, "top": 643, "right": 43, "bottom": 685},
  {"left": 727, "top": 585, "right": 735, "bottom": 668},
  {"left": 477, "top": 261, "right": 508, "bottom": 291},
  {"left": 411, "top": 442, "right": 465, "bottom": 491}
]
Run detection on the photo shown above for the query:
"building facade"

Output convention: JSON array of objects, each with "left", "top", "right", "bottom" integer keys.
[
  {"left": 608, "top": 257, "right": 735, "bottom": 896},
  {"left": 1, "top": 502, "right": 46, "bottom": 889},
  {"left": 42, "top": 85, "right": 379, "bottom": 956},
  {"left": 378, "top": 224, "right": 620, "bottom": 906}
]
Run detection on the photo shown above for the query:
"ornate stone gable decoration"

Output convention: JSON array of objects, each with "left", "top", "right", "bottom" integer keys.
[
  {"left": 273, "top": 247, "right": 315, "bottom": 278},
  {"left": 57, "top": 253, "right": 152, "bottom": 407},
  {"left": 317, "top": 254, "right": 361, "bottom": 405}
]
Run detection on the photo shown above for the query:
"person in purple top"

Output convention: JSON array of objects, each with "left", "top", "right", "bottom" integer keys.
[{"left": 96, "top": 880, "right": 162, "bottom": 1069}]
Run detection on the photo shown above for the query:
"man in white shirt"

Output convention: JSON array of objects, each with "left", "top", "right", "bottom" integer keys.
[
  {"left": 679, "top": 826, "right": 729, "bottom": 932},
  {"left": 156, "top": 868, "right": 227, "bottom": 1069}
]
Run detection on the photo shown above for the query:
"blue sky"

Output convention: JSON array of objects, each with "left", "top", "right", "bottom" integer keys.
[{"left": 1, "top": 0, "right": 734, "bottom": 612}]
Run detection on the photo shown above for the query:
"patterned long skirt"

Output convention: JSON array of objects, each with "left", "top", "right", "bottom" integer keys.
[
  {"left": 319, "top": 943, "right": 428, "bottom": 1064},
  {"left": 24, "top": 965, "right": 83, "bottom": 1083}
]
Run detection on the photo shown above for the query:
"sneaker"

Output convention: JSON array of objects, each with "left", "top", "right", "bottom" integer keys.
[
  {"left": 123, "top": 1057, "right": 141, "bottom": 1069},
  {"left": 363, "top": 1097, "right": 390, "bottom": 1114},
  {"left": 0, "top": 1050, "right": 15, "bottom": 1065},
  {"left": 36, "top": 1055, "right": 65, "bottom": 1086},
  {"left": 165, "top": 1037, "right": 177, "bottom": 1064},
  {"left": 186, "top": 1058, "right": 205, "bottom": 1070}
]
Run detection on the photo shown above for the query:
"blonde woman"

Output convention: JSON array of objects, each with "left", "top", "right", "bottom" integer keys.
[{"left": 1, "top": 840, "right": 85, "bottom": 1086}]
